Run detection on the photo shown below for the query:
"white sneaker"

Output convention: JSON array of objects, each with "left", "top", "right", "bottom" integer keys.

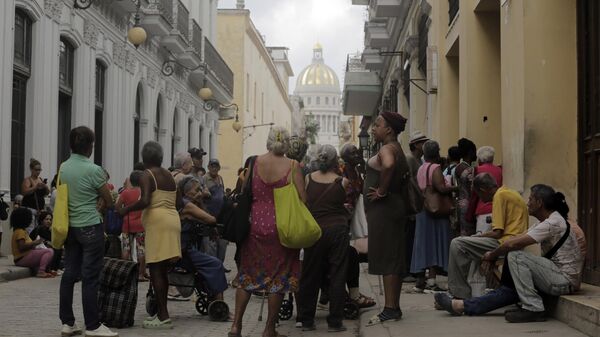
[
  {"left": 61, "top": 323, "right": 82, "bottom": 336},
  {"left": 84, "top": 324, "right": 118, "bottom": 337}
]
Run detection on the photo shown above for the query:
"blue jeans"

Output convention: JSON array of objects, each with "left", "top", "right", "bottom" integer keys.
[
  {"left": 59, "top": 224, "right": 105, "bottom": 330},
  {"left": 463, "top": 285, "right": 520, "bottom": 316}
]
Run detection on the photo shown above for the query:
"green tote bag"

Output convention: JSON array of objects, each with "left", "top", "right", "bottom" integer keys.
[{"left": 274, "top": 162, "right": 321, "bottom": 249}]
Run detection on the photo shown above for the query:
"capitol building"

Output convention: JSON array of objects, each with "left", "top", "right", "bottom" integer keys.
[{"left": 294, "top": 43, "right": 346, "bottom": 149}]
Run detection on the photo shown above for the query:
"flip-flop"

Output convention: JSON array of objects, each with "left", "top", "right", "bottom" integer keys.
[
  {"left": 366, "top": 310, "right": 402, "bottom": 326},
  {"left": 142, "top": 317, "right": 173, "bottom": 329},
  {"left": 36, "top": 272, "right": 54, "bottom": 278}
]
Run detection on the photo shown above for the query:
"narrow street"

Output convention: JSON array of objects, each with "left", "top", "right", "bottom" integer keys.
[{"left": 0, "top": 248, "right": 587, "bottom": 337}]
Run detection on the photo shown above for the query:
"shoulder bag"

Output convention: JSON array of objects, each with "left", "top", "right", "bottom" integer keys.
[
  {"left": 423, "top": 163, "right": 454, "bottom": 217},
  {"left": 51, "top": 164, "right": 69, "bottom": 249},
  {"left": 220, "top": 156, "right": 256, "bottom": 243},
  {"left": 274, "top": 162, "right": 322, "bottom": 249}
]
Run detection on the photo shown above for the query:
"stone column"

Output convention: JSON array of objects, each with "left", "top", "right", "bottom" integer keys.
[{"left": 0, "top": 0, "right": 15, "bottom": 194}]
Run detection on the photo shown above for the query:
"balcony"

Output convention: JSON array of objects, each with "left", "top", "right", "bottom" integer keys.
[
  {"left": 161, "top": 0, "right": 189, "bottom": 54},
  {"left": 176, "top": 19, "right": 202, "bottom": 69},
  {"left": 449, "top": 0, "right": 459, "bottom": 25},
  {"left": 140, "top": 0, "right": 173, "bottom": 36},
  {"left": 189, "top": 37, "right": 234, "bottom": 110},
  {"left": 112, "top": 0, "right": 148, "bottom": 12},
  {"left": 343, "top": 55, "right": 382, "bottom": 116},
  {"left": 365, "top": 20, "right": 391, "bottom": 49},
  {"left": 361, "top": 48, "right": 383, "bottom": 70},
  {"left": 372, "top": 0, "right": 404, "bottom": 17}
]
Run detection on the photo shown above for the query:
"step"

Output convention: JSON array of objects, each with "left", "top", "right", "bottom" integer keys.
[{"left": 549, "top": 283, "right": 600, "bottom": 337}]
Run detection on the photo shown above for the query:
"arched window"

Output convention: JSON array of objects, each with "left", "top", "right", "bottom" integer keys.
[
  {"left": 154, "top": 96, "right": 162, "bottom": 142},
  {"left": 11, "top": 8, "right": 33, "bottom": 198},
  {"left": 58, "top": 37, "right": 75, "bottom": 166},
  {"left": 133, "top": 83, "right": 142, "bottom": 165},
  {"left": 94, "top": 61, "right": 107, "bottom": 165}
]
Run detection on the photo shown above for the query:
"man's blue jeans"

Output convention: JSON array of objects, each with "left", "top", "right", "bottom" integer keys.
[
  {"left": 463, "top": 285, "right": 520, "bottom": 316},
  {"left": 59, "top": 224, "right": 105, "bottom": 330}
]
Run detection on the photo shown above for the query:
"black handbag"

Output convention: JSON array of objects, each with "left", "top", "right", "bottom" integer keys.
[{"left": 219, "top": 156, "right": 256, "bottom": 243}]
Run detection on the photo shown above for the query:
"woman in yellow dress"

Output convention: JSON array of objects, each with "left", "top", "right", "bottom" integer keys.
[{"left": 119, "top": 141, "right": 181, "bottom": 329}]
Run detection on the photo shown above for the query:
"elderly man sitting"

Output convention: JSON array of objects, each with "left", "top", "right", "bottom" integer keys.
[
  {"left": 446, "top": 173, "right": 529, "bottom": 300},
  {"left": 435, "top": 184, "right": 586, "bottom": 323}
]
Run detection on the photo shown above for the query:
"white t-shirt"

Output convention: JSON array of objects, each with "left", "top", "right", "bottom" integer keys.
[{"left": 527, "top": 211, "right": 585, "bottom": 289}]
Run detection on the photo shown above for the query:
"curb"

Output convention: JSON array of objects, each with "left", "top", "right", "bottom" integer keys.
[{"left": 0, "top": 266, "right": 32, "bottom": 283}]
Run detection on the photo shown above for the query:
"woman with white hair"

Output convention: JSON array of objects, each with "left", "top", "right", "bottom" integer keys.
[
  {"left": 297, "top": 145, "right": 350, "bottom": 332},
  {"left": 229, "top": 126, "right": 305, "bottom": 337},
  {"left": 470, "top": 146, "right": 503, "bottom": 234}
]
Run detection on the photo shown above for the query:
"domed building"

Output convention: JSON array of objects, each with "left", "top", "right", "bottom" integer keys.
[{"left": 294, "top": 43, "right": 345, "bottom": 149}]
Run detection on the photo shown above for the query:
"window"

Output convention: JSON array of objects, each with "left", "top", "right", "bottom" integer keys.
[
  {"left": 59, "top": 39, "right": 75, "bottom": 94},
  {"left": 58, "top": 37, "right": 75, "bottom": 166},
  {"left": 188, "top": 119, "right": 193, "bottom": 149},
  {"left": 133, "top": 83, "right": 142, "bottom": 165},
  {"left": 307, "top": 97, "right": 311, "bottom": 105},
  {"left": 325, "top": 97, "right": 329, "bottom": 105},
  {"left": 199, "top": 127, "right": 203, "bottom": 149},
  {"left": 11, "top": 9, "right": 33, "bottom": 198},
  {"left": 154, "top": 96, "right": 161, "bottom": 142},
  {"left": 253, "top": 82, "right": 257, "bottom": 119},
  {"left": 13, "top": 9, "right": 32, "bottom": 73},
  {"left": 171, "top": 110, "right": 178, "bottom": 166},
  {"left": 94, "top": 61, "right": 107, "bottom": 165},
  {"left": 261, "top": 92, "right": 264, "bottom": 122},
  {"left": 316, "top": 96, "right": 320, "bottom": 105},
  {"left": 245, "top": 74, "right": 250, "bottom": 112}
]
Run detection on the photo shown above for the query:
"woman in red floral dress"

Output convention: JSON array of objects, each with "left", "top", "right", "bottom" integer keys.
[{"left": 229, "top": 127, "right": 305, "bottom": 337}]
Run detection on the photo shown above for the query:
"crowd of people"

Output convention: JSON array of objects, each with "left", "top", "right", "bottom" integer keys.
[{"left": 0, "top": 115, "right": 588, "bottom": 336}]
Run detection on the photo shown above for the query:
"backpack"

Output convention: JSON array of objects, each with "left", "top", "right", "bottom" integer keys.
[{"left": 105, "top": 207, "right": 123, "bottom": 235}]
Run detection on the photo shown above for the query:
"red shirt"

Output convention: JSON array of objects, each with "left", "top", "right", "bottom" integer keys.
[
  {"left": 475, "top": 163, "right": 503, "bottom": 215},
  {"left": 119, "top": 188, "right": 144, "bottom": 233}
]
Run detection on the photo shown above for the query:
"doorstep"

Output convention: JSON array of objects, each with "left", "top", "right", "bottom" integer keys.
[{"left": 548, "top": 283, "right": 600, "bottom": 337}]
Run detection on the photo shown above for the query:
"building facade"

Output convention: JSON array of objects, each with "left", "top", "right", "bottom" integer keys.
[
  {"left": 0, "top": 0, "right": 234, "bottom": 203},
  {"left": 344, "top": 0, "right": 600, "bottom": 287},
  {"left": 294, "top": 44, "right": 345, "bottom": 150},
  {"left": 216, "top": 8, "right": 294, "bottom": 187}
]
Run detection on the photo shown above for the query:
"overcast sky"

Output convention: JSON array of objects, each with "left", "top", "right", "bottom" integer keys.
[{"left": 218, "top": 0, "right": 366, "bottom": 93}]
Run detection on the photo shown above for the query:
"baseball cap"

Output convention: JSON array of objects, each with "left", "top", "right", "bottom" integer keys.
[{"left": 188, "top": 147, "right": 207, "bottom": 159}]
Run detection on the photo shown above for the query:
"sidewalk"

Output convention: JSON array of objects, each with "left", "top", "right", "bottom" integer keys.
[
  {"left": 357, "top": 269, "right": 588, "bottom": 337},
  {"left": 0, "top": 254, "right": 31, "bottom": 282}
]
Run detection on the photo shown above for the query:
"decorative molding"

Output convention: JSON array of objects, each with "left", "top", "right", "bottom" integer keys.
[
  {"left": 147, "top": 69, "right": 158, "bottom": 89},
  {"left": 113, "top": 42, "right": 127, "bottom": 68},
  {"left": 126, "top": 51, "right": 137, "bottom": 74},
  {"left": 83, "top": 20, "right": 99, "bottom": 47},
  {"left": 166, "top": 83, "right": 174, "bottom": 100},
  {"left": 44, "top": 0, "right": 63, "bottom": 22},
  {"left": 140, "top": 118, "right": 149, "bottom": 126}
]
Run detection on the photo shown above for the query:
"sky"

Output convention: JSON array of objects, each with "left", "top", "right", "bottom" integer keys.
[{"left": 218, "top": 0, "right": 366, "bottom": 93}]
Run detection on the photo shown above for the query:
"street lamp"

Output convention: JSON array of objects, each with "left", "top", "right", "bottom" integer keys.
[{"left": 358, "top": 128, "right": 370, "bottom": 152}]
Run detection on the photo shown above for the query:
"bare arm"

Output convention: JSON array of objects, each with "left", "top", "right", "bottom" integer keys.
[
  {"left": 21, "top": 178, "right": 36, "bottom": 196},
  {"left": 432, "top": 167, "right": 457, "bottom": 194},
  {"left": 17, "top": 238, "right": 42, "bottom": 253},
  {"left": 292, "top": 160, "right": 307, "bottom": 203},
  {"left": 477, "top": 228, "right": 504, "bottom": 240},
  {"left": 366, "top": 145, "right": 395, "bottom": 201},
  {"left": 119, "top": 172, "right": 152, "bottom": 215},
  {"left": 98, "top": 184, "right": 114, "bottom": 208},
  {"left": 483, "top": 233, "right": 537, "bottom": 261},
  {"left": 183, "top": 203, "right": 216, "bottom": 224}
]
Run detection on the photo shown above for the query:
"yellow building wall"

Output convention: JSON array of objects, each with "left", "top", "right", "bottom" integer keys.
[
  {"left": 507, "top": 0, "right": 578, "bottom": 206},
  {"left": 217, "top": 13, "right": 247, "bottom": 188},
  {"left": 217, "top": 10, "right": 293, "bottom": 188}
]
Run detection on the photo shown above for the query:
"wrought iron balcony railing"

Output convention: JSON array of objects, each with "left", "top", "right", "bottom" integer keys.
[
  {"left": 191, "top": 20, "right": 202, "bottom": 54},
  {"left": 449, "top": 0, "right": 459, "bottom": 25},
  {"left": 204, "top": 37, "right": 234, "bottom": 97},
  {"left": 174, "top": 0, "right": 189, "bottom": 39}
]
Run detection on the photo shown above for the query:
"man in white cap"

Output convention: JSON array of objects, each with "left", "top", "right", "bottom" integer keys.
[{"left": 406, "top": 131, "right": 429, "bottom": 177}]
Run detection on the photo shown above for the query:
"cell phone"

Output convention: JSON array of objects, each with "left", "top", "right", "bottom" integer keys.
[{"left": 486, "top": 216, "right": 492, "bottom": 224}]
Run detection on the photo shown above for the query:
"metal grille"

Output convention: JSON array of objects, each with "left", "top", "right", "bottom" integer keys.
[
  {"left": 157, "top": 0, "right": 173, "bottom": 24},
  {"left": 449, "top": 0, "right": 459, "bottom": 25},
  {"left": 175, "top": 0, "right": 189, "bottom": 39},
  {"left": 204, "top": 37, "right": 234, "bottom": 96},
  {"left": 191, "top": 20, "right": 202, "bottom": 54}
]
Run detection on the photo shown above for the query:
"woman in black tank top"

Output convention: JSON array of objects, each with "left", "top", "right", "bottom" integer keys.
[{"left": 297, "top": 145, "right": 351, "bottom": 332}]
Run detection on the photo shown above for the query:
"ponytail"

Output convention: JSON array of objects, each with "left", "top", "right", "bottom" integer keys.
[{"left": 551, "top": 192, "right": 569, "bottom": 219}]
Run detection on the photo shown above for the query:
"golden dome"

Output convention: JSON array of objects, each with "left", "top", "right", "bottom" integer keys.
[
  {"left": 297, "top": 63, "right": 339, "bottom": 88},
  {"left": 314, "top": 42, "right": 323, "bottom": 49}
]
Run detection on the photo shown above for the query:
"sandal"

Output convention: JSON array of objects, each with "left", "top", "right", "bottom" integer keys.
[
  {"left": 36, "top": 272, "right": 54, "bottom": 278},
  {"left": 354, "top": 294, "right": 376, "bottom": 308},
  {"left": 366, "top": 309, "right": 402, "bottom": 326},
  {"left": 142, "top": 316, "right": 173, "bottom": 329}
]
